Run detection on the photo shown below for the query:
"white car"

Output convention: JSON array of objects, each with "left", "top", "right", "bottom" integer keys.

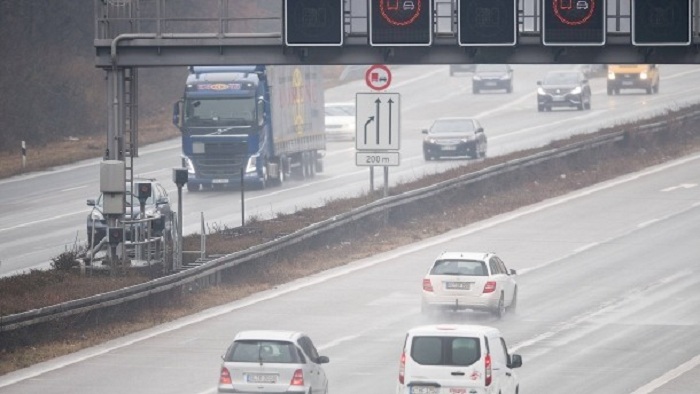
[
  {"left": 421, "top": 252, "right": 518, "bottom": 318},
  {"left": 397, "top": 324, "right": 523, "bottom": 394},
  {"left": 324, "top": 102, "right": 356, "bottom": 141},
  {"left": 217, "top": 330, "right": 330, "bottom": 394}
]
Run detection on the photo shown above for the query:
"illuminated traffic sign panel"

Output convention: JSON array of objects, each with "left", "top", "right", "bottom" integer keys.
[
  {"left": 284, "top": 0, "right": 343, "bottom": 46},
  {"left": 542, "top": 0, "right": 606, "bottom": 46},
  {"left": 369, "top": 0, "right": 433, "bottom": 46},
  {"left": 632, "top": 0, "right": 692, "bottom": 46},
  {"left": 458, "top": 0, "right": 517, "bottom": 46}
]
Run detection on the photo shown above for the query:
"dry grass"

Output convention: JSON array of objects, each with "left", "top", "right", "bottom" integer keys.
[{"left": 1, "top": 105, "right": 699, "bottom": 376}]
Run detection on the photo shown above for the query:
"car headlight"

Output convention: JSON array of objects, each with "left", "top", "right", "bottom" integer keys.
[
  {"left": 571, "top": 86, "right": 582, "bottom": 94},
  {"left": 425, "top": 138, "right": 437, "bottom": 144},
  {"left": 246, "top": 155, "right": 258, "bottom": 173},
  {"left": 473, "top": 76, "right": 481, "bottom": 81},
  {"left": 90, "top": 209, "right": 104, "bottom": 221},
  {"left": 537, "top": 87, "right": 546, "bottom": 95},
  {"left": 183, "top": 156, "right": 195, "bottom": 174},
  {"left": 640, "top": 72, "right": 648, "bottom": 80},
  {"left": 608, "top": 72, "right": 616, "bottom": 80}
]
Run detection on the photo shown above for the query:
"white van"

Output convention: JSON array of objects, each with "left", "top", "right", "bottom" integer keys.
[{"left": 397, "top": 324, "right": 522, "bottom": 394}]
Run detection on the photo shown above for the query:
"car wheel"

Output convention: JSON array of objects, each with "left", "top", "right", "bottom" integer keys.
[
  {"left": 479, "top": 141, "right": 487, "bottom": 158},
  {"left": 506, "top": 84, "right": 513, "bottom": 93},
  {"left": 614, "top": 88, "right": 620, "bottom": 95},
  {"left": 494, "top": 294, "right": 506, "bottom": 319},
  {"left": 537, "top": 104, "right": 544, "bottom": 112},
  {"left": 607, "top": 87, "right": 613, "bottom": 95},
  {"left": 508, "top": 288, "right": 518, "bottom": 314},
  {"left": 646, "top": 86, "right": 653, "bottom": 94},
  {"left": 423, "top": 151, "right": 431, "bottom": 161},
  {"left": 653, "top": 83, "right": 659, "bottom": 94},
  {"left": 472, "top": 86, "right": 479, "bottom": 94},
  {"left": 585, "top": 99, "right": 591, "bottom": 110},
  {"left": 186, "top": 182, "right": 199, "bottom": 192}
]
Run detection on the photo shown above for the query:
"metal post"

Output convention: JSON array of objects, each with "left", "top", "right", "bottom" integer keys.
[
  {"left": 177, "top": 184, "right": 183, "bottom": 271},
  {"left": 200, "top": 212, "right": 206, "bottom": 261},
  {"left": 240, "top": 167, "right": 245, "bottom": 226},
  {"left": 369, "top": 166, "right": 374, "bottom": 192},
  {"left": 383, "top": 166, "right": 389, "bottom": 198},
  {"left": 21, "top": 141, "right": 26, "bottom": 169}
]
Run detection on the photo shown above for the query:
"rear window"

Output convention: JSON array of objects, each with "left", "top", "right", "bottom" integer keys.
[
  {"left": 225, "top": 340, "right": 300, "bottom": 364},
  {"left": 411, "top": 336, "right": 481, "bottom": 366},
  {"left": 430, "top": 259, "right": 488, "bottom": 276}
]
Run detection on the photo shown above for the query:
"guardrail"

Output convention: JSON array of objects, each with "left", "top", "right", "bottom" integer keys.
[{"left": 2, "top": 104, "right": 699, "bottom": 332}]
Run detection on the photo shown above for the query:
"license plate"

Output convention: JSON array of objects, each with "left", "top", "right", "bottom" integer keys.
[
  {"left": 553, "top": 96, "right": 565, "bottom": 101},
  {"left": 485, "top": 81, "right": 497, "bottom": 86},
  {"left": 446, "top": 282, "right": 471, "bottom": 290},
  {"left": 622, "top": 81, "right": 633, "bottom": 86},
  {"left": 441, "top": 146, "right": 457, "bottom": 151},
  {"left": 212, "top": 179, "right": 229, "bottom": 184},
  {"left": 245, "top": 373, "right": 277, "bottom": 383},
  {"left": 411, "top": 386, "right": 439, "bottom": 394}
]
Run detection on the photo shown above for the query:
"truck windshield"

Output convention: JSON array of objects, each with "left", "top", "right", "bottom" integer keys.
[{"left": 184, "top": 97, "right": 255, "bottom": 126}]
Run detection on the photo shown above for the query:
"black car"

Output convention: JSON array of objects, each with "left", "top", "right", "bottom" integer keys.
[
  {"left": 472, "top": 64, "right": 513, "bottom": 94},
  {"left": 86, "top": 178, "right": 172, "bottom": 248},
  {"left": 449, "top": 64, "right": 476, "bottom": 76},
  {"left": 422, "top": 117, "right": 488, "bottom": 160},
  {"left": 537, "top": 70, "right": 591, "bottom": 112}
]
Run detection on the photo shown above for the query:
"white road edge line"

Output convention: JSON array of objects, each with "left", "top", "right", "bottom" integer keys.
[{"left": 629, "top": 354, "right": 700, "bottom": 394}]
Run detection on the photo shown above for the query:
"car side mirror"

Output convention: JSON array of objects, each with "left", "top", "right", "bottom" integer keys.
[
  {"left": 156, "top": 197, "right": 169, "bottom": 205},
  {"left": 317, "top": 355, "right": 330, "bottom": 364},
  {"left": 87, "top": 199, "right": 95, "bottom": 206},
  {"left": 582, "top": 79, "right": 589, "bottom": 84},
  {"left": 421, "top": 129, "right": 428, "bottom": 134},
  {"left": 510, "top": 269, "right": 517, "bottom": 275},
  {"left": 476, "top": 127, "right": 484, "bottom": 133},
  {"left": 508, "top": 354, "right": 523, "bottom": 369}
]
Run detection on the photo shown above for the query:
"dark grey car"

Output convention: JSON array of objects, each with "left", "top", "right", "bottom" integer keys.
[
  {"left": 422, "top": 117, "right": 488, "bottom": 160},
  {"left": 472, "top": 64, "right": 513, "bottom": 94},
  {"left": 86, "top": 178, "right": 172, "bottom": 247},
  {"left": 537, "top": 70, "right": 592, "bottom": 112}
]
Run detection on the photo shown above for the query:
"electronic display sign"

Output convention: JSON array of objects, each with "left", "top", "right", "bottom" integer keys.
[
  {"left": 458, "top": 0, "right": 517, "bottom": 46},
  {"left": 285, "top": 0, "right": 343, "bottom": 46},
  {"left": 632, "top": 0, "right": 692, "bottom": 46},
  {"left": 369, "top": 0, "right": 433, "bottom": 46},
  {"left": 542, "top": 0, "right": 606, "bottom": 46}
]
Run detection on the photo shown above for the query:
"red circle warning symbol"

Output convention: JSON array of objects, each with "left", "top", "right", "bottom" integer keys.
[
  {"left": 365, "top": 64, "right": 392, "bottom": 91},
  {"left": 553, "top": 0, "right": 596, "bottom": 26}
]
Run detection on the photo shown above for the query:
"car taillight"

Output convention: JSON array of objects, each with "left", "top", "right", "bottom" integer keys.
[
  {"left": 219, "top": 367, "right": 232, "bottom": 385},
  {"left": 485, "top": 353, "right": 492, "bottom": 386},
  {"left": 422, "top": 278, "right": 433, "bottom": 292},
  {"left": 399, "top": 351, "right": 406, "bottom": 384},
  {"left": 290, "top": 369, "right": 304, "bottom": 386},
  {"left": 483, "top": 281, "right": 496, "bottom": 293}
]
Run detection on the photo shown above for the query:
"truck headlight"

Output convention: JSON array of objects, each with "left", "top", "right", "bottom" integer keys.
[
  {"left": 246, "top": 155, "right": 258, "bottom": 173},
  {"left": 184, "top": 156, "right": 195, "bottom": 174},
  {"left": 640, "top": 72, "right": 648, "bottom": 80},
  {"left": 608, "top": 72, "right": 616, "bottom": 80}
]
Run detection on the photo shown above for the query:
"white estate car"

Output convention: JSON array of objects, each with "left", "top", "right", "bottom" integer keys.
[
  {"left": 397, "top": 324, "right": 523, "bottom": 394},
  {"left": 324, "top": 102, "right": 356, "bottom": 141},
  {"left": 421, "top": 252, "right": 518, "bottom": 318},
  {"left": 217, "top": 330, "right": 330, "bottom": 394}
]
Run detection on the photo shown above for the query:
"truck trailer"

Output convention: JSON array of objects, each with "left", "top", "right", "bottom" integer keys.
[{"left": 173, "top": 65, "right": 326, "bottom": 191}]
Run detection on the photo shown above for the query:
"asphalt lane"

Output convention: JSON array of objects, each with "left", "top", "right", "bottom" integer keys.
[
  {"left": 2, "top": 65, "right": 700, "bottom": 278},
  {"left": 0, "top": 149, "right": 698, "bottom": 393}
]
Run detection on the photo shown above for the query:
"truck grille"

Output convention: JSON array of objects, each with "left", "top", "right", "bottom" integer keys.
[{"left": 193, "top": 142, "right": 248, "bottom": 178}]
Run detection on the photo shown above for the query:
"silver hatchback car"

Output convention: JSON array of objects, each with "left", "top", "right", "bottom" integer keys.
[{"left": 217, "top": 330, "right": 330, "bottom": 394}]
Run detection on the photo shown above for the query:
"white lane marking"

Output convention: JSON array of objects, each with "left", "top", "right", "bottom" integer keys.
[
  {"left": 629, "top": 354, "right": 700, "bottom": 394},
  {"left": 661, "top": 183, "right": 697, "bottom": 192},
  {"left": 638, "top": 219, "right": 660, "bottom": 228},
  {"left": 60, "top": 186, "right": 86, "bottom": 192},
  {"left": 574, "top": 242, "right": 598, "bottom": 253},
  {"left": 510, "top": 271, "right": 692, "bottom": 354},
  {"left": 0, "top": 210, "right": 85, "bottom": 233}
]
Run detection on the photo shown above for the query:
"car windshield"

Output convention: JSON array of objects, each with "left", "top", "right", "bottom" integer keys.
[
  {"left": 226, "top": 340, "right": 298, "bottom": 363},
  {"left": 431, "top": 259, "right": 487, "bottom": 276},
  {"left": 430, "top": 119, "right": 475, "bottom": 133},
  {"left": 543, "top": 72, "right": 579, "bottom": 85},
  {"left": 411, "top": 336, "right": 481, "bottom": 366},
  {"left": 95, "top": 183, "right": 154, "bottom": 207},
  {"left": 477, "top": 64, "right": 508, "bottom": 72},
  {"left": 325, "top": 104, "right": 355, "bottom": 116}
]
